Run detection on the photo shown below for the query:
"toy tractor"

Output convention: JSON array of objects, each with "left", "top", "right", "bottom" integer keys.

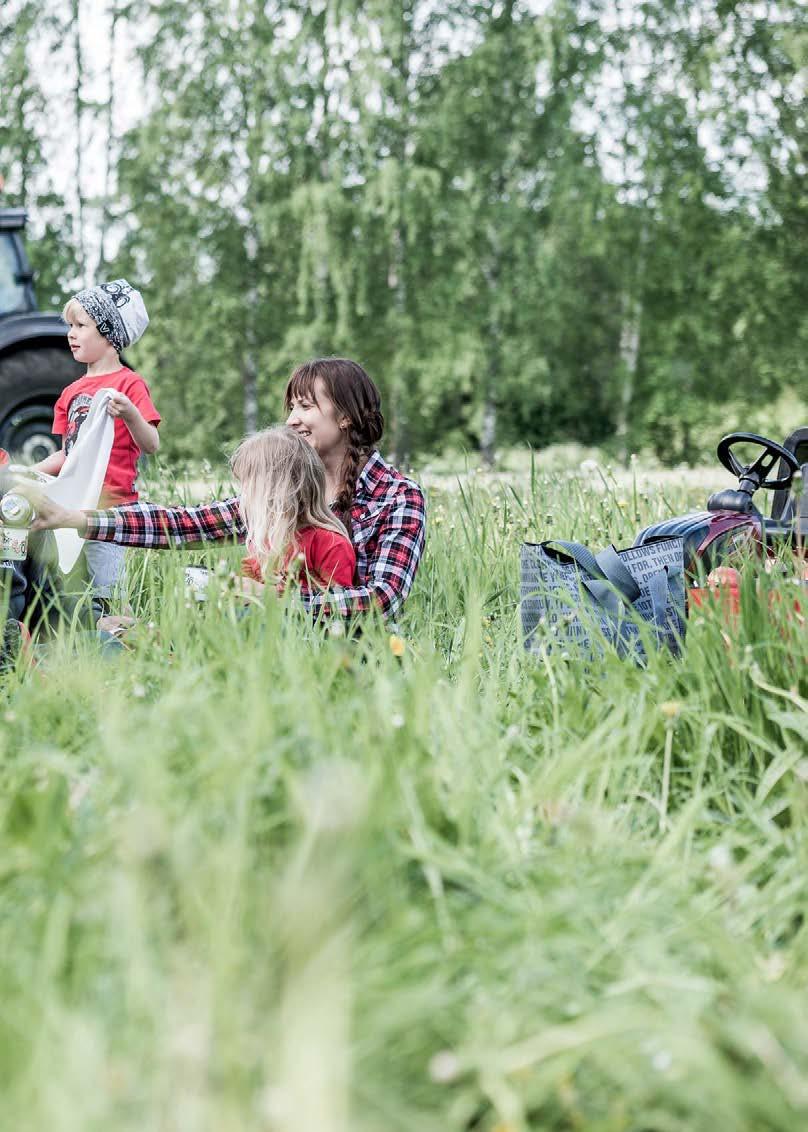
[
  {"left": 0, "top": 208, "right": 81, "bottom": 462},
  {"left": 634, "top": 429, "right": 807, "bottom": 620}
]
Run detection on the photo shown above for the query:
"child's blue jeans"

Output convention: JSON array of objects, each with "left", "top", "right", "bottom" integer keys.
[{"left": 83, "top": 541, "right": 126, "bottom": 600}]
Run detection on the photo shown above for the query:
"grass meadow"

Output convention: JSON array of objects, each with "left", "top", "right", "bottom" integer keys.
[{"left": 1, "top": 460, "right": 807, "bottom": 1132}]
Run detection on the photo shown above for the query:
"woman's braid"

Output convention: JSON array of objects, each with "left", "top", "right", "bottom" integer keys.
[
  {"left": 335, "top": 440, "right": 362, "bottom": 534},
  {"left": 335, "top": 409, "right": 384, "bottom": 534}
]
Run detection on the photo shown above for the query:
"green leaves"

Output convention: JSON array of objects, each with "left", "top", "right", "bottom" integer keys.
[{"left": 7, "top": 0, "right": 806, "bottom": 460}]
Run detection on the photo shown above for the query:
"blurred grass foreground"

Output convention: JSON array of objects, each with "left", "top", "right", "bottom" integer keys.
[{"left": 0, "top": 459, "right": 807, "bottom": 1132}]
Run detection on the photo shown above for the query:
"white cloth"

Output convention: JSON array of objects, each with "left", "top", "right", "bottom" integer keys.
[{"left": 44, "top": 389, "right": 115, "bottom": 572}]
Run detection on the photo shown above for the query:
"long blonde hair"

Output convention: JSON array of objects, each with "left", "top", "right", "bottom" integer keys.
[{"left": 230, "top": 426, "right": 349, "bottom": 577}]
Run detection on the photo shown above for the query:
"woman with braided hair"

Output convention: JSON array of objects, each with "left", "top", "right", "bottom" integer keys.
[
  {"left": 285, "top": 359, "right": 385, "bottom": 532},
  {"left": 27, "top": 358, "right": 427, "bottom": 620},
  {"left": 283, "top": 358, "right": 425, "bottom": 617}
]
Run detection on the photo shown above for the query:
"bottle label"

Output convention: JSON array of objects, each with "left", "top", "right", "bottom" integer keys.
[{"left": 0, "top": 526, "right": 28, "bottom": 562}]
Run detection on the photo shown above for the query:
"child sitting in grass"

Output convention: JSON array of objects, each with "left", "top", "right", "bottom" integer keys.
[{"left": 231, "top": 425, "right": 355, "bottom": 593}]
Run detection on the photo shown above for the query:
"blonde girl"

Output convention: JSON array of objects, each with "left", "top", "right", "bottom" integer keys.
[{"left": 232, "top": 426, "right": 355, "bottom": 590}]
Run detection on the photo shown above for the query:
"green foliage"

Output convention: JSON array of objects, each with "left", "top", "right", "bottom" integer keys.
[
  {"left": 5, "top": 0, "right": 806, "bottom": 462},
  {"left": 0, "top": 1, "right": 80, "bottom": 295},
  {"left": 1, "top": 461, "right": 807, "bottom": 1128}
]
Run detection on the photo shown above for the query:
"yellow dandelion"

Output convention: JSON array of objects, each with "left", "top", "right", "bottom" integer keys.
[
  {"left": 659, "top": 700, "right": 682, "bottom": 721},
  {"left": 389, "top": 634, "right": 406, "bottom": 657}
]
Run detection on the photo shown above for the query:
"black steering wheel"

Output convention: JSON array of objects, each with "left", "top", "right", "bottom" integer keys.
[{"left": 717, "top": 432, "right": 799, "bottom": 492}]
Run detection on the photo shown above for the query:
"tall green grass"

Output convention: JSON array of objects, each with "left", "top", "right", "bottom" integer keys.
[{"left": 1, "top": 467, "right": 806, "bottom": 1131}]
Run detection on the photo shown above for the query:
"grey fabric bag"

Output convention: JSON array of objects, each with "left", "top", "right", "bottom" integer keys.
[{"left": 520, "top": 536, "right": 686, "bottom": 659}]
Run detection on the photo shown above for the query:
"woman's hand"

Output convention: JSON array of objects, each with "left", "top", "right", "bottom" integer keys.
[
  {"left": 33, "top": 502, "right": 88, "bottom": 534},
  {"left": 13, "top": 482, "right": 88, "bottom": 534}
]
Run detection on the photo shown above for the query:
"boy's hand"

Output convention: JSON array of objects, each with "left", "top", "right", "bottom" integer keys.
[
  {"left": 107, "top": 392, "right": 160, "bottom": 455},
  {"left": 107, "top": 392, "right": 136, "bottom": 422}
]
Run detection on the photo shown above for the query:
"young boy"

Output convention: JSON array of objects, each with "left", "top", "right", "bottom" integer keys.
[{"left": 33, "top": 279, "right": 161, "bottom": 610}]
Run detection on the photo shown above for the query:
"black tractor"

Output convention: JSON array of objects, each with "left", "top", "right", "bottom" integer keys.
[{"left": 0, "top": 208, "right": 82, "bottom": 462}]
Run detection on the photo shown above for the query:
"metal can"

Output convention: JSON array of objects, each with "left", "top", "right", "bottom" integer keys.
[
  {"left": 0, "top": 492, "right": 36, "bottom": 527},
  {"left": 0, "top": 492, "right": 35, "bottom": 561}
]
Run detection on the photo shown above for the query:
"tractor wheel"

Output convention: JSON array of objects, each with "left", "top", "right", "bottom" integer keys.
[
  {"left": 0, "top": 346, "right": 81, "bottom": 462},
  {"left": 0, "top": 404, "right": 59, "bottom": 463}
]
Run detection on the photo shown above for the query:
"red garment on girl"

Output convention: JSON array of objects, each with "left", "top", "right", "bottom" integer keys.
[{"left": 241, "top": 525, "right": 355, "bottom": 589}]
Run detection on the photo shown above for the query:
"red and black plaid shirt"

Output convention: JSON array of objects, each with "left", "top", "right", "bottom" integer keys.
[{"left": 83, "top": 450, "right": 426, "bottom": 618}]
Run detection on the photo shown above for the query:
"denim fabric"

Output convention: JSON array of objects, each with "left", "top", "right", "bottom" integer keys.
[{"left": 83, "top": 540, "right": 126, "bottom": 598}]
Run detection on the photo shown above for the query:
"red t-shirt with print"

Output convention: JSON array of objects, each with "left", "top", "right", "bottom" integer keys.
[
  {"left": 52, "top": 367, "right": 161, "bottom": 505},
  {"left": 241, "top": 526, "right": 356, "bottom": 589}
]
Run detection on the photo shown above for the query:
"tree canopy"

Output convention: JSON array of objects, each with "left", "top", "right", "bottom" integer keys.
[{"left": 2, "top": 0, "right": 806, "bottom": 462}]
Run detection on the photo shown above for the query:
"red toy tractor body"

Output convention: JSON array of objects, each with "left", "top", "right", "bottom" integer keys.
[{"left": 634, "top": 429, "right": 808, "bottom": 617}]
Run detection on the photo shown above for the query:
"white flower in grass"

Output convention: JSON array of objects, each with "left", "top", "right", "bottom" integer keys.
[
  {"left": 758, "top": 952, "right": 786, "bottom": 982},
  {"left": 391, "top": 712, "right": 405, "bottom": 729},
  {"left": 707, "top": 843, "right": 732, "bottom": 873},
  {"left": 68, "top": 774, "right": 94, "bottom": 812},
  {"left": 651, "top": 1049, "right": 673, "bottom": 1073},
  {"left": 132, "top": 682, "right": 147, "bottom": 699},
  {"left": 515, "top": 816, "right": 533, "bottom": 856},
  {"left": 428, "top": 1049, "right": 460, "bottom": 1083}
]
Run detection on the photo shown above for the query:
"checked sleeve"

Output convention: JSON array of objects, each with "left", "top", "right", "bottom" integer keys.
[
  {"left": 82, "top": 497, "right": 246, "bottom": 548},
  {"left": 303, "top": 483, "right": 426, "bottom": 619}
]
